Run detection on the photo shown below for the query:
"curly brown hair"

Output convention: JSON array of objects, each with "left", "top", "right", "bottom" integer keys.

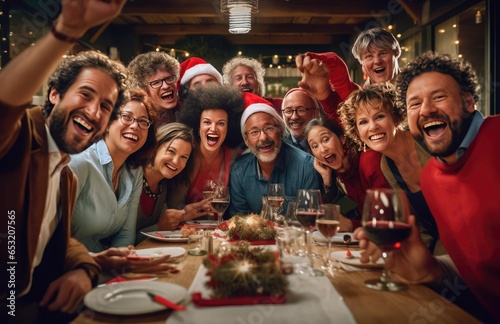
[
  {"left": 395, "top": 51, "right": 480, "bottom": 110},
  {"left": 338, "top": 83, "right": 407, "bottom": 149}
]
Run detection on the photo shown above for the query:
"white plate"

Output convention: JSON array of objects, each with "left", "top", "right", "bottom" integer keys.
[
  {"left": 132, "top": 247, "right": 186, "bottom": 260},
  {"left": 330, "top": 250, "right": 384, "bottom": 268},
  {"left": 141, "top": 230, "right": 188, "bottom": 243},
  {"left": 84, "top": 281, "right": 186, "bottom": 315},
  {"left": 312, "top": 231, "right": 359, "bottom": 244}
]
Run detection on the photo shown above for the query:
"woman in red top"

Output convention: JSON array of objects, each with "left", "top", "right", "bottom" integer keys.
[
  {"left": 306, "top": 117, "right": 390, "bottom": 231},
  {"left": 178, "top": 84, "right": 244, "bottom": 211}
]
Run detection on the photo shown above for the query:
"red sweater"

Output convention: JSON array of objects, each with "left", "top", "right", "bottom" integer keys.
[{"left": 421, "top": 116, "right": 500, "bottom": 319}]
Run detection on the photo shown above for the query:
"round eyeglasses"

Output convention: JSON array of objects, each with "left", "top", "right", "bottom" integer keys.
[
  {"left": 149, "top": 75, "right": 177, "bottom": 89},
  {"left": 245, "top": 125, "right": 280, "bottom": 139},
  {"left": 119, "top": 113, "right": 152, "bottom": 130},
  {"left": 281, "top": 107, "right": 313, "bottom": 117}
]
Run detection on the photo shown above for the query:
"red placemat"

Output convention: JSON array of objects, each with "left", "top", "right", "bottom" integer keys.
[{"left": 191, "top": 292, "right": 285, "bottom": 307}]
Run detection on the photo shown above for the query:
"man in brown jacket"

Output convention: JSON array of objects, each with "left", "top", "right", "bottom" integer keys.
[{"left": 0, "top": 1, "right": 126, "bottom": 322}]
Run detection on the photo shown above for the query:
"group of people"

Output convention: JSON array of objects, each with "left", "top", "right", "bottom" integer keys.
[{"left": 0, "top": 1, "right": 498, "bottom": 322}]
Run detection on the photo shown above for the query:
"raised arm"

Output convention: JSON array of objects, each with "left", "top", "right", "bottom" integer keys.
[{"left": 0, "top": 0, "right": 126, "bottom": 106}]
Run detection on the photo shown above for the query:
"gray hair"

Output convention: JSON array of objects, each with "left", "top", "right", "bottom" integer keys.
[
  {"left": 222, "top": 56, "right": 266, "bottom": 96},
  {"left": 351, "top": 27, "right": 401, "bottom": 64}
]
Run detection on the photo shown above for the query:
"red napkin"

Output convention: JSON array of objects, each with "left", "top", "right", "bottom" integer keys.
[
  {"left": 105, "top": 275, "right": 154, "bottom": 285},
  {"left": 191, "top": 292, "right": 285, "bottom": 307}
]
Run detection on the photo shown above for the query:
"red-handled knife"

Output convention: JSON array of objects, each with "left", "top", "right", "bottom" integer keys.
[{"left": 147, "top": 292, "right": 186, "bottom": 311}]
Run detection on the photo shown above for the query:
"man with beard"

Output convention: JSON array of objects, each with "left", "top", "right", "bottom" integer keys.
[
  {"left": 0, "top": 1, "right": 127, "bottom": 322},
  {"left": 355, "top": 52, "right": 500, "bottom": 321},
  {"left": 228, "top": 93, "right": 321, "bottom": 216}
]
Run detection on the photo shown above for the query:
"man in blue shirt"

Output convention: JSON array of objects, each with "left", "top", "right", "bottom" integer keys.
[{"left": 228, "top": 93, "right": 321, "bottom": 217}]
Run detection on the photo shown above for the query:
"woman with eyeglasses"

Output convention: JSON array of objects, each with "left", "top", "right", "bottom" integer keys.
[
  {"left": 177, "top": 84, "right": 244, "bottom": 211},
  {"left": 69, "top": 88, "right": 157, "bottom": 254},
  {"left": 136, "top": 123, "right": 211, "bottom": 243}
]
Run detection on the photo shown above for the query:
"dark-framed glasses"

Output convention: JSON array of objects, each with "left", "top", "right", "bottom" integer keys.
[
  {"left": 119, "top": 113, "right": 152, "bottom": 130},
  {"left": 148, "top": 75, "right": 177, "bottom": 89},
  {"left": 245, "top": 125, "right": 279, "bottom": 139},
  {"left": 282, "top": 107, "right": 313, "bottom": 117}
]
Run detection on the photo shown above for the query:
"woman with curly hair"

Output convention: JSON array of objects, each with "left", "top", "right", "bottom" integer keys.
[
  {"left": 178, "top": 83, "right": 244, "bottom": 207},
  {"left": 338, "top": 83, "right": 442, "bottom": 253},
  {"left": 136, "top": 122, "right": 210, "bottom": 243},
  {"left": 305, "top": 117, "right": 389, "bottom": 231}
]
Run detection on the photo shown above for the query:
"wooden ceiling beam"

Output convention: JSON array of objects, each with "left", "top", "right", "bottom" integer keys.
[
  {"left": 135, "top": 23, "right": 358, "bottom": 35},
  {"left": 121, "top": 1, "right": 388, "bottom": 18},
  {"left": 156, "top": 34, "right": 334, "bottom": 46},
  {"left": 396, "top": 0, "right": 421, "bottom": 23}
]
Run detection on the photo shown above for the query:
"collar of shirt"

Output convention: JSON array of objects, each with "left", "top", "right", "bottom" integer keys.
[
  {"left": 45, "top": 124, "right": 69, "bottom": 174},
  {"left": 291, "top": 135, "right": 308, "bottom": 150},
  {"left": 96, "top": 139, "right": 113, "bottom": 165}
]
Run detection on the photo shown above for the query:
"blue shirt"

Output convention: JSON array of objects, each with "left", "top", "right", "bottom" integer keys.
[
  {"left": 70, "top": 140, "right": 142, "bottom": 252},
  {"left": 228, "top": 142, "right": 321, "bottom": 217}
]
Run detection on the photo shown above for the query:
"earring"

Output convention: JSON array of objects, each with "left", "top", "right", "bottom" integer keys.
[{"left": 363, "top": 142, "right": 366, "bottom": 152}]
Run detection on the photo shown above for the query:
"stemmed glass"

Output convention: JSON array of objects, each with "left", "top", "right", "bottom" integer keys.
[
  {"left": 202, "top": 180, "right": 218, "bottom": 199},
  {"left": 362, "top": 188, "right": 411, "bottom": 291},
  {"left": 210, "top": 186, "right": 230, "bottom": 225},
  {"left": 295, "top": 189, "right": 323, "bottom": 276},
  {"left": 267, "top": 183, "right": 285, "bottom": 226},
  {"left": 316, "top": 204, "right": 340, "bottom": 275}
]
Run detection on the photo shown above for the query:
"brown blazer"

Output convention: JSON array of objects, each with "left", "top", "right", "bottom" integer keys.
[{"left": 0, "top": 104, "right": 100, "bottom": 302}]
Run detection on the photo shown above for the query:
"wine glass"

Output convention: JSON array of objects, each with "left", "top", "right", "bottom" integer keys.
[
  {"left": 294, "top": 189, "right": 323, "bottom": 276},
  {"left": 362, "top": 188, "right": 411, "bottom": 291},
  {"left": 210, "top": 186, "right": 230, "bottom": 225},
  {"left": 267, "top": 183, "right": 285, "bottom": 226},
  {"left": 202, "top": 180, "right": 218, "bottom": 199},
  {"left": 316, "top": 204, "right": 340, "bottom": 275}
]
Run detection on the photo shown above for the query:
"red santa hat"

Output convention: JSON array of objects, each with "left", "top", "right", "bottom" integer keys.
[
  {"left": 179, "top": 57, "right": 222, "bottom": 86},
  {"left": 240, "top": 92, "right": 285, "bottom": 137}
]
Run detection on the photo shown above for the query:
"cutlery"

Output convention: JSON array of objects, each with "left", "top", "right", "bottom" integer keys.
[
  {"left": 97, "top": 276, "right": 158, "bottom": 288},
  {"left": 146, "top": 292, "right": 186, "bottom": 311},
  {"left": 155, "top": 231, "right": 166, "bottom": 238}
]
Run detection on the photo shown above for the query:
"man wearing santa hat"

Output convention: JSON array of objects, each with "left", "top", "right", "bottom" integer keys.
[
  {"left": 228, "top": 93, "right": 321, "bottom": 216},
  {"left": 178, "top": 57, "right": 223, "bottom": 101}
]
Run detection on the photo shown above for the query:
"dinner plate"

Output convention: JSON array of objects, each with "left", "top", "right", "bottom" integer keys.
[
  {"left": 130, "top": 247, "right": 186, "bottom": 260},
  {"left": 84, "top": 281, "right": 187, "bottom": 315},
  {"left": 185, "top": 220, "right": 218, "bottom": 228},
  {"left": 330, "top": 250, "right": 384, "bottom": 268},
  {"left": 140, "top": 230, "right": 188, "bottom": 243},
  {"left": 312, "top": 231, "right": 359, "bottom": 245}
]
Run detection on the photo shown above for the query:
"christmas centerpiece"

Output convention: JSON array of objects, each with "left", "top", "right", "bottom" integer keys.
[
  {"left": 215, "top": 214, "right": 277, "bottom": 243},
  {"left": 191, "top": 242, "right": 287, "bottom": 306}
]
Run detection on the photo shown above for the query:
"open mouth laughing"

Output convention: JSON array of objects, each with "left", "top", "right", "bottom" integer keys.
[
  {"left": 423, "top": 120, "right": 447, "bottom": 137},
  {"left": 206, "top": 133, "right": 220, "bottom": 146},
  {"left": 368, "top": 133, "right": 385, "bottom": 141},
  {"left": 123, "top": 133, "right": 139, "bottom": 142},
  {"left": 73, "top": 115, "right": 94, "bottom": 134}
]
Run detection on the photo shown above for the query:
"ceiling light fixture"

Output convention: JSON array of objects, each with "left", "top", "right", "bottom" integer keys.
[{"left": 221, "top": 0, "right": 258, "bottom": 34}]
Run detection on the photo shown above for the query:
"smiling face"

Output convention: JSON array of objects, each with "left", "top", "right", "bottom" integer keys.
[
  {"left": 282, "top": 91, "right": 317, "bottom": 141},
  {"left": 46, "top": 68, "right": 119, "bottom": 154},
  {"left": 230, "top": 65, "right": 259, "bottom": 94},
  {"left": 105, "top": 100, "right": 150, "bottom": 159},
  {"left": 361, "top": 46, "right": 399, "bottom": 84},
  {"left": 199, "top": 109, "right": 228, "bottom": 153},
  {"left": 355, "top": 100, "right": 398, "bottom": 153},
  {"left": 153, "top": 138, "right": 192, "bottom": 179},
  {"left": 406, "top": 71, "right": 475, "bottom": 163},
  {"left": 146, "top": 69, "right": 178, "bottom": 110},
  {"left": 307, "top": 125, "right": 346, "bottom": 171},
  {"left": 244, "top": 112, "right": 282, "bottom": 164}
]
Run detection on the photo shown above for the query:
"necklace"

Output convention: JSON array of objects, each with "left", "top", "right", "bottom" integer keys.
[{"left": 143, "top": 176, "right": 161, "bottom": 200}]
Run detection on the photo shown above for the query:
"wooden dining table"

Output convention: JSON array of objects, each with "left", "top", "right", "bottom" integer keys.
[{"left": 74, "top": 235, "right": 480, "bottom": 324}]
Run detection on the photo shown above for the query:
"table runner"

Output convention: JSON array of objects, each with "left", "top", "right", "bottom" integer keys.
[{"left": 166, "top": 264, "right": 356, "bottom": 324}]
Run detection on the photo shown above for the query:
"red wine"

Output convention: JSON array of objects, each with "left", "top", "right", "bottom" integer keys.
[
  {"left": 316, "top": 220, "right": 339, "bottom": 238},
  {"left": 210, "top": 200, "right": 229, "bottom": 214},
  {"left": 296, "top": 211, "right": 321, "bottom": 230},
  {"left": 364, "top": 220, "right": 411, "bottom": 251},
  {"left": 267, "top": 196, "right": 284, "bottom": 209}
]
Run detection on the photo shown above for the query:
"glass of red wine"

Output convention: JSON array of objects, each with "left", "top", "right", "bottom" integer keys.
[
  {"left": 210, "top": 186, "right": 230, "bottom": 225},
  {"left": 295, "top": 189, "right": 323, "bottom": 276},
  {"left": 316, "top": 204, "right": 340, "bottom": 275},
  {"left": 362, "top": 188, "right": 411, "bottom": 291}
]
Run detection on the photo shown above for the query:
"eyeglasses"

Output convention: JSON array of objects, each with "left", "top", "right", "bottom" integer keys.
[
  {"left": 245, "top": 125, "right": 280, "bottom": 139},
  {"left": 119, "top": 113, "right": 152, "bottom": 130},
  {"left": 148, "top": 75, "right": 177, "bottom": 89},
  {"left": 281, "top": 107, "right": 313, "bottom": 117}
]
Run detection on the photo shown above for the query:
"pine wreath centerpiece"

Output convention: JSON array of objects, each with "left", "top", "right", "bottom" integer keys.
[
  {"left": 202, "top": 242, "right": 288, "bottom": 298},
  {"left": 224, "top": 214, "right": 277, "bottom": 241}
]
